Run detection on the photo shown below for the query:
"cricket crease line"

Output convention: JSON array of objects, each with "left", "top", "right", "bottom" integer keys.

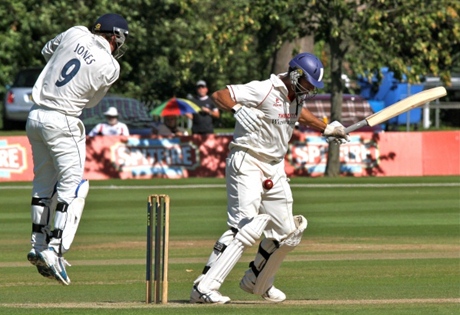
[{"left": 1, "top": 298, "right": 459, "bottom": 308}]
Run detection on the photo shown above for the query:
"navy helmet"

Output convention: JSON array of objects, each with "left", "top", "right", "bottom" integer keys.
[
  {"left": 93, "top": 13, "right": 129, "bottom": 58},
  {"left": 93, "top": 13, "right": 128, "bottom": 36}
]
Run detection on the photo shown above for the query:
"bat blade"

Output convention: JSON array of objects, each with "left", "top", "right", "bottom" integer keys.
[
  {"left": 366, "top": 86, "right": 447, "bottom": 126},
  {"left": 345, "top": 86, "right": 447, "bottom": 133}
]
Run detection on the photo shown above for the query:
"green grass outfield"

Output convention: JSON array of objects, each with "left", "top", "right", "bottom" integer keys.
[{"left": 1, "top": 176, "right": 459, "bottom": 314}]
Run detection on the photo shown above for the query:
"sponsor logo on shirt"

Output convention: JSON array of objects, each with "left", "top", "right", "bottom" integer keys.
[
  {"left": 273, "top": 98, "right": 283, "bottom": 107},
  {"left": 278, "top": 113, "right": 296, "bottom": 118},
  {"left": 271, "top": 119, "right": 297, "bottom": 126},
  {"left": 271, "top": 113, "right": 297, "bottom": 126}
]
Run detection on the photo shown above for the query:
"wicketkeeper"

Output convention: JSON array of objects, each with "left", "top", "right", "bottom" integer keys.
[
  {"left": 190, "top": 52, "right": 348, "bottom": 303},
  {"left": 26, "top": 13, "right": 129, "bottom": 285}
]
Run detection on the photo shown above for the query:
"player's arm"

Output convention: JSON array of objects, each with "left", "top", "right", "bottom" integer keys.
[
  {"left": 212, "top": 88, "right": 263, "bottom": 133},
  {"left": 211, "top": 88, "right": 237, "bottom": 112},
  {"left": 298, "top": 107, "right": 349, "bottom": 144},
  {"left": 298, "top": 107, "right": 327, "bottom": 132},
  {"left": 41, "top": 31, "right": 65, "bottom": 62}
]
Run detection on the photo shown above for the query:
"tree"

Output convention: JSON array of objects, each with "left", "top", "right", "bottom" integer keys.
[
  {"left": 1, "top": 0, "right": 458, "bottom": 147},
  {"left": 282, "top": 0, "right": 459, "bottom": 176}
]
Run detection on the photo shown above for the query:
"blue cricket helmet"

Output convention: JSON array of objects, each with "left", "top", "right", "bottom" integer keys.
[{"left": 289, "top": 53, "right": 324, "bottom": 89}]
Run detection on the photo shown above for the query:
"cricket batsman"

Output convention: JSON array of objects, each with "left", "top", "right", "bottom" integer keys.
[{"left": 189, "top": 52, "right": 349, "bottom": 303}]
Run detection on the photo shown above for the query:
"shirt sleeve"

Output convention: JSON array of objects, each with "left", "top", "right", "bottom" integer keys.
[
  {"left": 41, "top": 29, "right": 67, "bottom": 62},
  {"left": 227, "top": 80, "right": 267, "bottom": 108}
]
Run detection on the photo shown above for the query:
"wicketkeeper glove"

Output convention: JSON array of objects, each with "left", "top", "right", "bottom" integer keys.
[
  {"left": 323, "top": 120, "right": 350, "bottom": 145},
  {"left": 233, "top": 104, "right": 265, "bottom": 133}
]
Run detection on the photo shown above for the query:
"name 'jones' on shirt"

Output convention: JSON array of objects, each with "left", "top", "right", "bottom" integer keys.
[{"left": 74, "top": 43, "right": 96, "bottom": 65}]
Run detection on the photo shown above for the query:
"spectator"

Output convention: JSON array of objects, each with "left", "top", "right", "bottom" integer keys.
[
  {"left": 88, "top": 107, "right": 130, "bottom": 136},
  {"left": 152, "top": 115, "right": 188, "bottom": 137},
  {"left": 186, "top": 80, "right": 220, "bottom": 135}
]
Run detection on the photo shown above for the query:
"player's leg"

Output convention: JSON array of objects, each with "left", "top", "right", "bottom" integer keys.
[
  {"left": 28, "top": 189, "right": 57, "bottom": 278},
  {"left": 191, "top": 214, "right": 271, "bottom": 304},
  {"left": 48, "top": 179, "right": 89, "bottom": 254},
  {"left": 240, "top": 215, "right": 307, "bottom": 302},
  {"left": 193, "top": 150, "right": 264, "bottom": 279},
  {"left": 240, "top": 164, "right": 308, "bottom": 302},
  {"left": 190, "top": 149, "right": 266, "bottom": 303},
  {"left": 28, "top": 161, "right": 58, "bottom": 258},
  {"left": 26, "top": 116, "right": 59, "bottom": 279},
  {"left": 36, "top": 115, "right": 87, "bottom": 285},
  {"left": 192, "top": 229, "right": 237, "bottom": 286},
  {"left": 39, "top": 179, "right": 88, "bottom": 285}
]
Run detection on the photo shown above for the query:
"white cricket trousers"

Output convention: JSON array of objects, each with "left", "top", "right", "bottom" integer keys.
[
  {"left": 26, "top": 105, "right": 86, "bottom": 203},
  {"left": 225, "top": 148, "right": 297, "bottom": 242}
]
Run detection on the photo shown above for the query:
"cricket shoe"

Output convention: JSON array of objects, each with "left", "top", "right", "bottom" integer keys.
[
  {"left": 240, "top": 274, "right": 286, "bottom": 303},
  {"left": 27, "top": 249, "right": 39, "bottom": 265},
  {"left": 27, "top": 249, "right": 55, "bottom": 279},
  {"left": 38, "top": 248, "right": 71, "bottom": 285},
  {"left": 261, "top": 286, "right": 286, "bottom": 303},
  {"left": 190, "top": 285, "right": 231, "bottom": 304}
]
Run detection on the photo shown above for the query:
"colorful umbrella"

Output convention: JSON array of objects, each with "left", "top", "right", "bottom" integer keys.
[{"left": 150, "top": 98, "right": 201, "bottom": 117}]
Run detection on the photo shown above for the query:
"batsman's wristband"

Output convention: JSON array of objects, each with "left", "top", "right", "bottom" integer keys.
[{"left": 231, "top": 104, "right": 242, "bottom": 113}]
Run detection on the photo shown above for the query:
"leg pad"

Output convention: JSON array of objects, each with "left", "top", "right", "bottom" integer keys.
[{"left": 197, "top": 214, "right": 270, "bottom": 292}]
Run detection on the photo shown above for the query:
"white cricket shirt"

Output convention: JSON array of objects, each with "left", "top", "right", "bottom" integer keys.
[
  {"left": 227, "top": 74, "right": 301, "bottom": 163},
  {"left": 32, "top": 26, "right": 120, "bottom": 117},
  {"left": 88, "top": 122, "right": 130, "bottom": 136}
]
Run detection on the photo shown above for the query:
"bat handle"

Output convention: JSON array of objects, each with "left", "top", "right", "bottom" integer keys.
[
  {"left": 325, "top": 119, "right": 368, "bottom": 143},
  {"left": 345, "top": 119, "right": 369, "bottom": 133}
]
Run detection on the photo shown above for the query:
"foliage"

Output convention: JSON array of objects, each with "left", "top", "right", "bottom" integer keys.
[
  {"left": 1, "top": 1, "right": 457, "bottom": 103},
  {"left": 1, "top": 0, "right": 458, "bottom": 171},
  {"left": 286, "top": 0, "right": 459, "bottom": 87},
  {"left": 352, "top": 0, "right": 459, "bottom": 84},
  {"left": 277, "top": 0, "right": 460, "bottom": 176}
]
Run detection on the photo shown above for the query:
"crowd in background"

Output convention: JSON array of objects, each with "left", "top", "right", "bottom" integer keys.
[{"left": 99, "top": 79, "right": 221, "bottom": 138}]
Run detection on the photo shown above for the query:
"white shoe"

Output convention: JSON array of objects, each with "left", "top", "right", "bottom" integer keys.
[
  {"left": 239, "top": 270, "right": 285, "bottom": 302},
  {"left": 27, "top": 249, "right": 39, "bottom": 265},
  {"left": 38, "top": 248, "right": 71, "bottom": 285},
  {"left": 262, "top": 286, "right": 286, "bottom": 303},
  {"left": 190, "top": 285, "right": 231, "bottom": 304},
  {"left": 27, "top": 249, "right": 55, "bottom": 279}
]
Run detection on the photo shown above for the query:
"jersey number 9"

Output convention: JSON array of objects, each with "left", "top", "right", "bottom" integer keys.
[{"left": 56, "top": 58, "right": 81, "bottom": 87}]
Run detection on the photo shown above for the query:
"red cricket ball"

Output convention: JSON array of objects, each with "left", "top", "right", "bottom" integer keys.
[{"left": 263, "top": 179, "right": 274, "bottom": 190}]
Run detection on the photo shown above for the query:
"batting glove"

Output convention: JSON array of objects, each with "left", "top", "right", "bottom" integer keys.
[
  {"left": 323, "top": 120, "right": 350, "bottom": 145},
  {"left": 233, "top": 105, "right": 265, "bottom": 133}
]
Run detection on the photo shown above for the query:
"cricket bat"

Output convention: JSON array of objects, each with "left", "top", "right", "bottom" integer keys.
[{"left": 344, "top": 86, "right": 447, "bottom": 133}]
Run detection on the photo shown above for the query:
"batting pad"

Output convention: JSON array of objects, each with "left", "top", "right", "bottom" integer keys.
[
  {"left": 249, "top": 215, "right": 308, "bottom": 295},
  {"left": 197, "top": 214, "right": 270, "bottom": 292},
  {"left": 31, "top": 198, "right": 51, "bottom": 251},
  {"left": 49, "top": 180, "right": 89, "bottom": 254}
]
